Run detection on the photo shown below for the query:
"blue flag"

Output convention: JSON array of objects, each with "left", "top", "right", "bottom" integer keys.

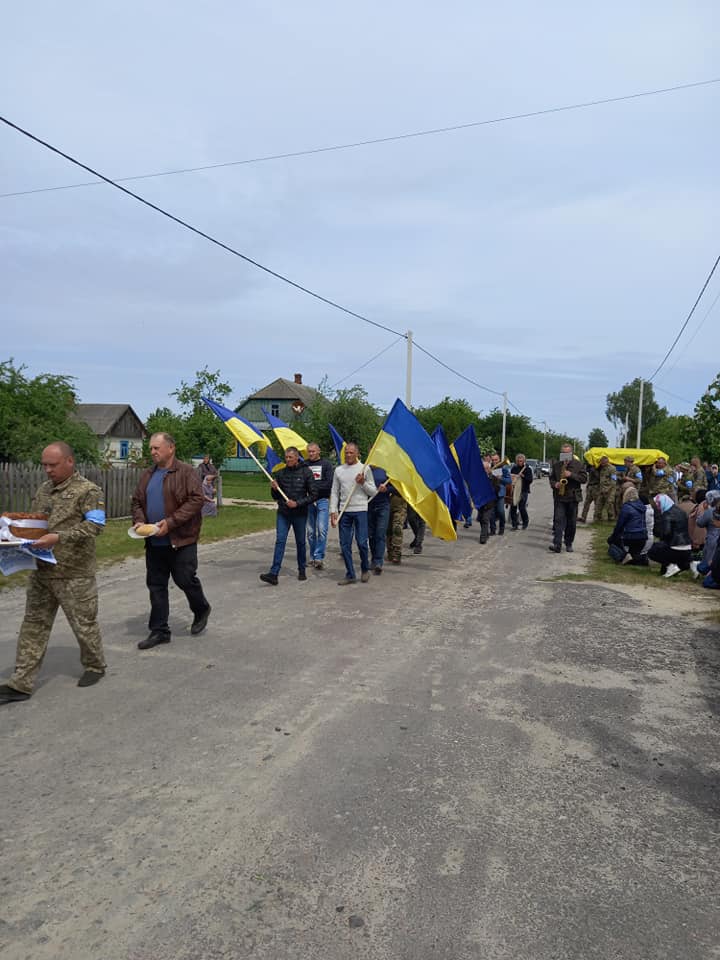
[
  {"left": 452, "top": 425, "right": 494, "bottom": 510},
  {"left": 328, "top": 423, "right": 346, "bottom": 463},
  {"left": 432, "top": 425, "right": 472, "bottom": 522}
]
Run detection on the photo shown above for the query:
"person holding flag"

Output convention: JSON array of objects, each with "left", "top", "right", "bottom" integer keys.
[
  {"left": 259, "top": 447, "right": 318, "bottom": 586},
  {"left": 330, "top": 442, "right": 377, "bottom": 585},
  {"left": 306, "top": 442, "right": 334, "bottom": 569}
]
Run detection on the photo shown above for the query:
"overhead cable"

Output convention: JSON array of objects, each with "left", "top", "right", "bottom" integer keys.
[
  {"left": 654, "top": 286, "right": 720, "bottom": 382},
  {"left": 330, "top": 335, "right": 405, "bottom": 388},
  {"left": 2, "top": 78, "right": 718, "bottom": 200}
]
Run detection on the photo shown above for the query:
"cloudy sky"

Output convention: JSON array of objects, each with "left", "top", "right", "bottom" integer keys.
[{"left": 3, "top": 1, "right": 719, "bottom": 443}]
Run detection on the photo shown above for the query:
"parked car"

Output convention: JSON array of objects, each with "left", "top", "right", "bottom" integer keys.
[
  {"left": 525, "top": 458, "right": 539, "bottom": 477},
  {"left": 538, "top": 461, "right": 551, "bottom": 477}
]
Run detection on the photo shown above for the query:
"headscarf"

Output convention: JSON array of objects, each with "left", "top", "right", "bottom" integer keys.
[
  {"left": 623, "top": 486, "right": 639, "bottom": 503},
  {"left": 654, "top": 493, "right": 674, "bottom": 514},
  {"left": 706, "top": 490, "right": 720, "bottom": 506}
]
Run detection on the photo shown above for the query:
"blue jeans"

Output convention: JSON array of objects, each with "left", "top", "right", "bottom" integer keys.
[
  {"left": 368, "top": 500, "right": 390, "bottom": 568},
  {"left": 270, "top": 511, "right": 307, "bottom": 575},
  {"left": 339, "top": 511, "right": 369, "bottom": 579},
  {"left": 307, "top": 498, "right": 329, "bottom": 562}
]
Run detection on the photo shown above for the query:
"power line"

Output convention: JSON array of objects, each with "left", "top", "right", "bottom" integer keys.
[
  {"left": 411, "top": 341, "right": 504, "bottom": 398},
  {"left": 653, "top": 384, "right": 695, "bottom": 406},
  {"left": 655, "top": 286, "right": 720, "bottom": 382},
  {"left": 0, "top": 114, "right": 404, "bottom": 340},
  {"left": 647, "top": 254, "right": 720, "bottom": 382},
  {"left": 2, "top": 77, "right": 718, "bottom": 200},
  {"left": 330, "top": 335, "right": 405, "bottom": 388}
]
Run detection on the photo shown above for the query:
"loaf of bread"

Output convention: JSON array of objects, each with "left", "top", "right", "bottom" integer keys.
[{"left": 135, "top": 523, "right": 158, "bottom": 537}]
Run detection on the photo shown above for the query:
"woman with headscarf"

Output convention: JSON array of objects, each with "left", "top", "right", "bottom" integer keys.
[
  {"left": 647, "top": 493, "right": 692, "bottom": 578},
  {"left": 692, "top": 489, "right": 720, "bottom": 584},
  {"left": 607, "top": 486, "right": 649, "bottom": 565}
]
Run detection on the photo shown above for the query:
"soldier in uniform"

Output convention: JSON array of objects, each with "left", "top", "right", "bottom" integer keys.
[
  {"left": 614, "top": 455, "right": 643, "bottom": 516},
  {"left": 0, "top": 442, "right": 107, "bottom": 705},
  {"left": 649, "top": 456, "right": 677, "bottom": 502},
  {"left": 578, "top": 462, "right": 600, "bottom": 523},
  {"left": 386, "top": 491, "right": 407, "bottom": 563},
  {"left": 594, "top": 456, "right": 617, "bottom": 522},
  {"left": 689, "top": 457, "right": 707, "bottom": 493}
]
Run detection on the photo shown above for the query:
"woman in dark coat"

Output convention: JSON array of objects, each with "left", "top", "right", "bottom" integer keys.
[
  {"left": 607, "top": 486, "right": 648, "bottom": 565},
  {"left": 647, "top": 493, "right": 692, "bottom": 578}
]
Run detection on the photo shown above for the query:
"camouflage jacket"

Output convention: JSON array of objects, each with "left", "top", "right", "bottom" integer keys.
[
  {"left": 32, "top": 472, "right": 105, "bottom": 578},
  {"left": 596, "top": 462, "right": 617, "bottom": 493},
  {"left": 649, "top": 469, "right": 677, "bottom": 501}
]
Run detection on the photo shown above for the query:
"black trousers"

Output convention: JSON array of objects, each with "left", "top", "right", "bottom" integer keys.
[
  {"left": 145, "top": 543, "right": 209, "bottom": 637},
  {"left": 647, "top": 543, "right": 692, "bottom": 572},
  {"left": 408, "top": 507, "right": 426, "bottom": 547},
  {"left": 553, "top": 498, "right": 578, "bottom": 547},
  {"left": 510, "top": 492, "right": 529, "bottom": 528}
]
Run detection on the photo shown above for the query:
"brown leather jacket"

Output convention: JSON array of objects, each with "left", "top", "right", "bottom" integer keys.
[{"left": 132, "top": 458, "right": 204, "bottom": 547}]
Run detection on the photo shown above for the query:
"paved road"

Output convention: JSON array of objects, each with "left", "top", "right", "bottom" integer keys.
[{"left": 1, "top": 486, "right": 718, "bottom": 959}]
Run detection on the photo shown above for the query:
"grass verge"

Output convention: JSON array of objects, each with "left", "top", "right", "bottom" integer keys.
[
  {"left": 0, "top": 506, "right": 276, "bottom": 592},
  {"left": 219, "top": 472, "right": 273, "bottom": 501}
]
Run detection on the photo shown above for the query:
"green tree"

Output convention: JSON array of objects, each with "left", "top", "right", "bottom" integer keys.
[
  {"left": 173, "top": 367, "right": 234, "bottom": 468},
  {"left": 693, "top": 373, "right": 720, "bottom": 462},
  {"left": 606, "top": 378, "right": 667, "bottom": 443},
  {"left": 304, "top": 385, "right": 383, "bottom": 460},
  {"left": 643, "top": 415, "right": 697, "bottom": 464},
  {"left": 414, "top": 397, "right": 481, "bottom": 444},
  {"left": 0, "top": 359, "right": 99, "bottom": 463},
  {"left": 587, "top": 427, "right": 608, "bottom": 448}
]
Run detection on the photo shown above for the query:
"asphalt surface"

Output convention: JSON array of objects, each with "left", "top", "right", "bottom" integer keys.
[{"left": 1, "top": 485, "right": 718, "bottom": 960}]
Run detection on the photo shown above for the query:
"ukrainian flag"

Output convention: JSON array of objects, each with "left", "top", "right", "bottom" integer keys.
[
  {"left": 329, "top": 423, "right": 347, "bottom": 464},
  {"left": 261, "top": 408, "right": 309, "bottom": 456},
  {"left": 368, "top": 400, "right": 456, "bottom": 541},
  {"left": 203, "top": 398, "right": 270, "bottom": 455},
  {"left": 432, "top": 425, "right": 472, "bottom": 522},
  {"left": 265, "top": 446, "right": 286, "bottom": 473},
  {"left": 452, "top": 425, "right": 494, "bottom": 509}
]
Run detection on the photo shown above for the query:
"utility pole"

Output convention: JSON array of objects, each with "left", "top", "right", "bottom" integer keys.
[
  {"left": 405, "top": 330, "right": 413, "bottom": 408},
  {"left": 636, "top": 378, "right": 644, "bottom": 447},
  {"left": 542, "top": 421, "right": 547, "bottom": 462},
  {"left": 501, "top": 392, "right": 508, "bottom": 461}
]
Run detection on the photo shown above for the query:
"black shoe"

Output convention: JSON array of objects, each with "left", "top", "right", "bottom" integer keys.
[
  {"left": 138, "top": 632, "right": 171, "bottom": 650},
  {"left": 548, "top": 545, "right": 561, "bottom": 553},
  {"left": 0, "top": 683, "right": 31, "bottom": 704},
  {"left": 298, "top": 569, "right": 307, "bottom": 581},
  {"left": 565, "top": 545, "right": 574, "bottom": 553},
  {"left": 463, "top": 522, "right": 472, "bottom": 529},
  {"left": 408, "top": 540, "right": 417, "bottom": 549},
  {"left": 489, "top": 530, "right": 496, "bottom": 536},
  {"left": 259, "top": 573, "right": 279, "bottom": 586},
  {"left": 413, "top": 545, "right": 423, "bottom": 555},
  {"left": 78, "top": 669, "right": 105, "bottom": 688},
  {"left": 373, "top": 566, "right": 383, "bottom": 575},
  {"left": 577, "top": 517, "right": 586, "bottom": 524},
  {"left": 498, "top": 529, "right": 505, "bottom": 536},
  {"left": 479, "top": 536, "right": 488, "bottom": 544},
  {"left": 191, "top": 605, "right": 211, "bottom": 635},
  {"left": 510, "top": 526, "right": 519, "bottom": 531},
  {"left": 522, "top": 524, "right": 528, "bottom": 529}
]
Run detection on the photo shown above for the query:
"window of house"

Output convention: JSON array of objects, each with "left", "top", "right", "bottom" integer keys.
[
  {"left": 271, "top": 403, "right": 280, "bottom": 417},
  {"left": 119, "top": 440, "right": 129, "bottom": 459}
]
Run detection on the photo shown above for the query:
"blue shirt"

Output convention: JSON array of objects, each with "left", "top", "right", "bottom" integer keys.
[
  {"left": 369, "top": 467, "right": 390, "bottom": 508},
  {"left": 146, "top": 468, "right": 170, "bottom": 546}
]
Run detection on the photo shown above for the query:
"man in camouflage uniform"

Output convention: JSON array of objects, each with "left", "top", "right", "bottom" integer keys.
[
  {"left": 578, "top": 462, "right": 600, "bottom": 523},
  {"left": 614, "top": 455, "right": 643, "bottom": 516},
  {"left": 593, "top": 455, "right": 617, "bottom": 522},
  {"left": 649, "top": 456, "right": 677, "bottom": 502},
  {"left": 0, "top": 442, "right": 107, "bottom": 705},
  {"left": 689, "top": 457, "right": 707, "bottom": 493},
  {"left": 386, "top": 491, "right": 407, "bottom": 563}
]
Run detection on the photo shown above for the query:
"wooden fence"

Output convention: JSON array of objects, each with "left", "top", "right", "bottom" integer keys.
[{"left": 0, "top": 463, "right": 145, "bottom": 519}]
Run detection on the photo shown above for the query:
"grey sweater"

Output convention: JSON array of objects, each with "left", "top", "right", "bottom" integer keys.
[{"left": 330, "top": 462, "right": 377, "bottom": 514}]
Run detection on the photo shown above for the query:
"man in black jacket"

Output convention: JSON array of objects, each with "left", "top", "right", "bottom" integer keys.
[
  {"left": 306, "top": 442, "right": 334, "bottom": 570},
  {"left": 549, "top": 445, "right": 588, "bottom": 553},
  {"left": 260, "top": 447, "right": 318, "bottom": 585},
  {"left": 509, "top": 453, "right": 533, "bottom": 530}
]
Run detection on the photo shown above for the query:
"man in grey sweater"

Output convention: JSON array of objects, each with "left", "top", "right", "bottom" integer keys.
[{"left": 330, "top": 442, "right": 377, "bottom": 585}]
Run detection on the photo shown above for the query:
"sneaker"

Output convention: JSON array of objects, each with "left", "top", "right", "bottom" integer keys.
[
  {"left": 191, "top": 605, "right": 211, "bottom": 635},
  {"left": 690, "top": 561, "right": 700, "bottom": 580},
  {"left": 0, "top": 684, "right": 31, "bottom": 704},
  {"left": 413, "top": 545, "right": 423, "bottom": 555},
  {"left": 621, "top": 552, "right": 634, "bottom": 565},
  {"left": 360, "top": 571, "right": 370, "bottom": 583},
  {"left": 298, "top": 569, "right": 307, "bottom": 581},
  {"left": 259, "top": 573, "right": 279, "bottom": 586},
  {"left": 138, "top": 632, "right": 171, "bottom": 650},
  {"left": 337, "top": 577, "right": 357, "bottom": 586},
  {"left": 565, "top": 545, "right": 574, "bottom": 553},
  {"left": 663, "top": 563, "right": 681, "bottom": 579},
  {"left": 373, "top": 566, "right": 383, "bottom": 575},
  {"left": 78, "top": 669, "right": 105, "bottom": 687},
  {"left": 548, "top": 545, "right": 561, "bottom": 553}
]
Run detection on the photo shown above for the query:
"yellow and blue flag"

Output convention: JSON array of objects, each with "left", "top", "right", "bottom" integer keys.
[
  {"left": 367, "top": 399, "right": 456, "bottom": 541},
  {"left": 452, "top": 425, "right": 494, "bottom": 509},
  {"left": 261, "top": 408, "right": 309, "bottom": 456},
  {"left": 328, "top": 423, "right": 346, "bottom": 464},
  {"left": 203, "top": 397, "right": 270, "bottom": 456},
  {"left": 432, "top": 425, "right": 472, "bottom": 522},
  {"left": 265, "top": 446, "right": 286, "bottom": 473}
]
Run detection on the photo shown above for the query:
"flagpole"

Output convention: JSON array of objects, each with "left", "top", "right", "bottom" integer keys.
[
  {"left": 243, "top": 444, "right": 289, "bottom": 502},
  {"left": 335, "top": 434, "right": 380, "bottom": 523}
]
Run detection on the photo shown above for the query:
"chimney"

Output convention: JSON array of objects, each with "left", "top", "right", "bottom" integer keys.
[{"left": 294, "top": 373, "right": 302, "bottom": 384}]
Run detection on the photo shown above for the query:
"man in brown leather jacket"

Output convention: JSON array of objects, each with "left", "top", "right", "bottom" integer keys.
[{"left": 132, "top": 432, "right": 210, "bottom": 649}]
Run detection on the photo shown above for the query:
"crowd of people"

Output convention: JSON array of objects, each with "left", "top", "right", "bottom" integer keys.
[{"left": 1, "top": 433, "right": 718, "bottom": 705}]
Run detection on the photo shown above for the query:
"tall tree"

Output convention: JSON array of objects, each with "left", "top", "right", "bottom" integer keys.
[
  {"left": 693, "top": 373, "right": 720, "bottom": 462},
  {"left": 0, "top": 359, "right": 99, "bottom": 463},
  {"left": 605, "top": 378, "right": 667, "bottom": 442},
  {"left": 304, "top": 384, "right": 383, "bottom": 460},
  {"left": 643, "top": 415, "right": 696, "bottom": 464},
  {"left": 414, "top": 397, "right": 481, "bottom": 443},
  {"left": 587, "top": 427, "right": 608, "bottom": 448}
]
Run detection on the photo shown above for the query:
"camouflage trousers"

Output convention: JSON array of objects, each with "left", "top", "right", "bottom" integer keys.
[
  {"left": 387, "top": 494, "right": 407, "bottom": 562},
  {"left": 580, "top": 486, "right": 598, "bottom": 521},
  {"left": 9, "top": 573, "right": 106, "bottom": 694},
  {"left": 595, "top": 489, "right": 616, "bottom": 522}
]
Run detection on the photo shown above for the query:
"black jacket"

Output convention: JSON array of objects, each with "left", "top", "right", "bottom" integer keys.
[
  {"left": 271, "top": 463, "right": 318, "bottom": 516},
  {"left": 549, "top": 458, "right": 587, "bottom": 502},
  {"left": 653, "top": 504, "right": 691, "bottom": 548},
  {"left": 306, "top": 457, "right": 334, "bottom": 499}
]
